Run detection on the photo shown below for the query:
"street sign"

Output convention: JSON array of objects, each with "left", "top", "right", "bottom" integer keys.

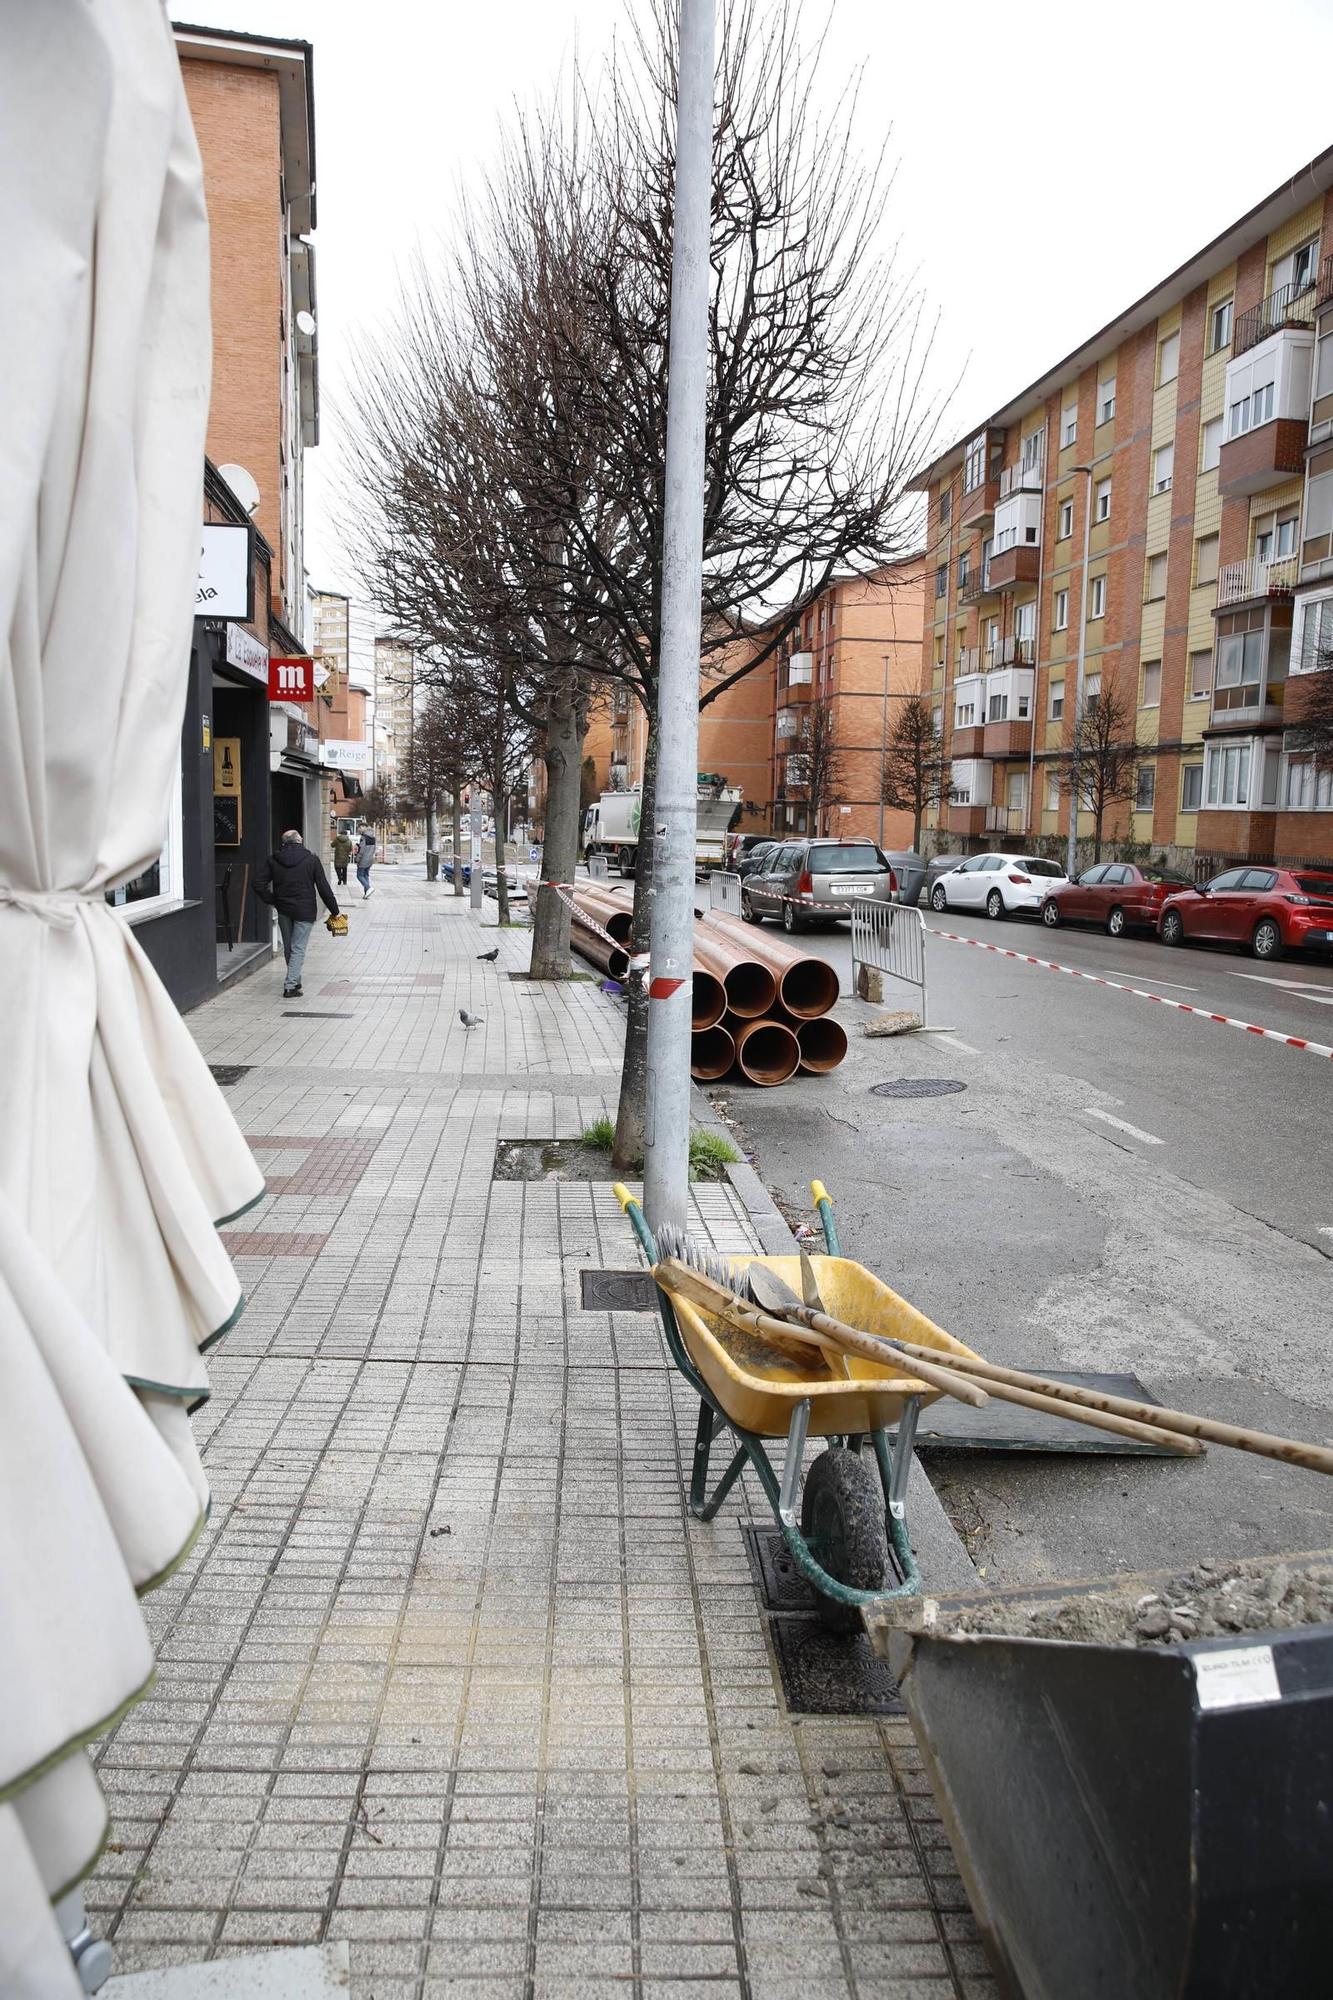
[
  {"left": 196, "top": 524, "right": 251, "bottom": 618},
  {"left": 268, "top": 655, "right": 314, "bottom": 702}
]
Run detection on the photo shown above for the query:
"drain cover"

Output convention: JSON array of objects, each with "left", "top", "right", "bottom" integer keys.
[
  {"left": 580, "top": 1269, "right": 658, "bottom": 1313},
  {"left": 209, "top": 1065, "right": 252, "bottom": 1086},
  {"left": 282, "top": 1011, "right": 355, "bottom": 1019},
  {"left": 870, "top": 1077, "right": 966, "bottom": 1099},
  {"left": 742, "top": 1524, "right": 904, "bottom": 1717}
]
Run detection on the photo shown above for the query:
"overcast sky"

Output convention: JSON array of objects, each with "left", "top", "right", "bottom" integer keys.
[{"left": 193, "top": 0, "right": 1333, "bottom": 614}]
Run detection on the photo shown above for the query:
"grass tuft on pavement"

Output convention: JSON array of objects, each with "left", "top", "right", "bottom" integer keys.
[{"left": 580, "top": 1119, "right": 740, "bottom": 1182}]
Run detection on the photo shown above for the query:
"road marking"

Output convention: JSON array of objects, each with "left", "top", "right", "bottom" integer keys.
[
  {"left": 926, "top": 927, "right": 1333, "bottom": 1062},
  {"left": 1103, "top": 970, "right": 1198, "bottom": 991},
  {"left": 1320, "top": 1227, "right": 1333, "bottom": 1241},
  {"left": 1084, "top": 1107, "right": 1165, "bottom": 1146},
  {"left": 1227, "top": 972, "right": 1333, "bottom": 1003},
  {"left": 929, "top": 1033, "right": 980, "bottom": 1054}
]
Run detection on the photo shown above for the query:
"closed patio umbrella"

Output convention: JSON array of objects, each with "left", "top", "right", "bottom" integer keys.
[{"left": 0, "top": 0, "right": 264, "bottom": 1975}]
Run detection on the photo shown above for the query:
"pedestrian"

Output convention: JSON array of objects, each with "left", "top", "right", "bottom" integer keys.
[
  {"left": 254, "top": 828, "right": 340, "bottom": 999},
  {"left": 355, "top": 827, "right": 376, "bottom": 898},
  {"left": 332, "top": 828, "right": 352, "bottom": 886}
]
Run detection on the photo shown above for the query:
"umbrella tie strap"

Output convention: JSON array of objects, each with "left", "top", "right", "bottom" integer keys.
[{"left": 0, "top": 885, "right": 104, "bottom": 929}]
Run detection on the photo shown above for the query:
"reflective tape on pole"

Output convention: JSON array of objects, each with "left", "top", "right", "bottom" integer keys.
[{"left": 648, "top": 976, "right": 686, "bottom": 1000}]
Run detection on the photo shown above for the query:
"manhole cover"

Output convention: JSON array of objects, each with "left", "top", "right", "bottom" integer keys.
[
  {"left": 869, "top": 1078, "right": 966, "bottom": 1099},
  {"left": 282, "top": 1011, "right": 355, "bottom": 1019},
  {"left": 742, "top": 1526, "right": 904, "bottom": 1716},
  {"left": 580, "top": 1269, "right": 658, "bottom": 1313},
  {"left": 209, "top": 1065, "right": 252, "bottom": 1086}
]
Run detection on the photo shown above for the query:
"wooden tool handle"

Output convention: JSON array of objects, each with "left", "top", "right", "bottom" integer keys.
[
  {"left": 654, "top": 1260, "right": 990, "bottom": 1409},
  {"left": 883, "top": 1336, "right": 1333, "bottom": 1476}
]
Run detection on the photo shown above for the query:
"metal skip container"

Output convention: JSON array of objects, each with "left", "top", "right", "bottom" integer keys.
[{"left": 869, "top": 1557, "right": 1333, "bottom": 2000}]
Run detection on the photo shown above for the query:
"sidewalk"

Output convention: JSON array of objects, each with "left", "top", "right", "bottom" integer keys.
[{"left": 91, "top": 867, "right": 992, "bottom": 1999}]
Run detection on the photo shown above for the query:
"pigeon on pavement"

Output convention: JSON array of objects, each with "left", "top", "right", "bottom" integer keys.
[
  {"left": 477, "top": 947, "right": 500, "bottom": 962},
  {"left": 459, "top": 1009, "right": 482, "bottom": 1028}
]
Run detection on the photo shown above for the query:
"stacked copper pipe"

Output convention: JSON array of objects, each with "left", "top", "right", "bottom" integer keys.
[{"left": 567, "top": 885, "right": 848, "bottom": 1087}]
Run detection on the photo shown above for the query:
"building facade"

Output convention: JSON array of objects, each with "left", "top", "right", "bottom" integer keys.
[
  {"left": 374, "top": 636, "right": 417, "bottom": 798},
  {"left": 917, "top": 150, "right": 1333, "bottom": 870}
]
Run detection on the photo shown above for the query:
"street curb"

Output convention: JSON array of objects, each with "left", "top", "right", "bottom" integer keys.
[{"left": 694, "top": 1089, "right": 979, "bottom": 1595}]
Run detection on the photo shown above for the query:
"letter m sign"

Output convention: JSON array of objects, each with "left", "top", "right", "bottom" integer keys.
[{"left": 268, "top": 655, "right": 314, "bottom": 702}]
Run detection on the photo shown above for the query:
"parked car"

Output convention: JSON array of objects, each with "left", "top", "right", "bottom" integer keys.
[
  {"left": 741, "top": 838, "right": 897, "bottom": 932},
  {"left": 929, "top": 852, "right": 1068, "bottom": 920},
  {"left": 1040, "top": 861, "right": 1192, "bottom": 937},
  {"left": 880, "top": 850, "right": 927, "bottom": 908},
  {"left": 726, "top": 832, "right": 775, "bottom": 872},
  {"left": 1158, "top": 866, "right": 1333, "bottom": 960},
  {"left": 734, "top": 839, "right": 779, "bottom": 879},
  {"left": 917, "top": 852, "right": 964, "bottom": 910}
]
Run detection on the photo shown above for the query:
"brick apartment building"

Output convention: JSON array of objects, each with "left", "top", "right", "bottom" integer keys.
[
  {"left": 310, "top": 589, "right": 370, "bottom": 830},
  {"left": 127, "top": 25, "right": 320, "bottom": 1011},
  {"left": 917, "top": 147, "right": 1333, "bottom": 871},
  {"left": 770, "top": 554, "right": 925, "bottom": 845}
]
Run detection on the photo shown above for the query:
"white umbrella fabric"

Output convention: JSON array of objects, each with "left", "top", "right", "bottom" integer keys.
[{"left": 0, "top": 0, "right": 264, "bottom": 1974}]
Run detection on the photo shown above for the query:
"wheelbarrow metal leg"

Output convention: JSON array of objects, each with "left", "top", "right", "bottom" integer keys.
[
  {"left": 889, "top": 1395, "right": 921, "bottom": 1521},
  {"left": 695, "top": 1440, "right": 747, "bottom": 1522},
  {"left": 778, "top": 1397, "right": 811, "bottom": 1527},
  {"left": 690, "top": 1399, "right": 727, "bottom": 1513}
]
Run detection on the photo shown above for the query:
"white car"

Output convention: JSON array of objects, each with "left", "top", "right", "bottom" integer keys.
[{"left": 928, "top": 852, "right": 1069, "bottom": 919}]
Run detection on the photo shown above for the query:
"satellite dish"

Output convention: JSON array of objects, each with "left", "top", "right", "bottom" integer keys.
[
  {"left": 218, "top": 463, "right": 261, "bottom": 517},
  {"left": 296, "top": 309, "right": 316, "bottom": 338}
]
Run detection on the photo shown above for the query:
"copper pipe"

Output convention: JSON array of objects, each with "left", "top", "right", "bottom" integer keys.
[
  {"left": 700, "top": 912, "right": 839, "bottom": 1019},
  {"left": 570, "top": 918, "right": 630, "bottom": 982},
  {"left": 574, "top": 897, "right": 723, "bottom": 1025},
  {"left": 690, "top": 969, "right": 727, "bottom": 1031},
  {"left": 690, "top": 1022, "right": 735, "bottom": 1080},
  {"left": 689, "top": 929, "right": 777, "bottom": 1019},
  {"left": 730, "top": 1015, "right": 800, "bottom": 1086},
  {"left": 571, "top": 886, "right": 634, "bottom": 944},
  {"left": 790, "top": 1013, "right": 847, "bottom": 1073}
]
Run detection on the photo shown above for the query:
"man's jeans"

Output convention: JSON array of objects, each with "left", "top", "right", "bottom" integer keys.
[
  {"left": 277, "top": 913, "right": 314, "bottom": 992},
  {"left": 356, "top": 864, "right": 371, "bottom": 894}
]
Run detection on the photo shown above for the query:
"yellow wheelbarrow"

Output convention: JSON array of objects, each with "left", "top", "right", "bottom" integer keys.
[{"left": 617, "top": 1179, "right": 981, "bottom": 1629}]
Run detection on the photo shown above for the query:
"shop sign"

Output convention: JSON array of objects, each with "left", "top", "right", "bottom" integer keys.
[
  {"left": 319, "top": 739, "right": 367, "bottom": 771},
  {"left": 269, "top": 655, "right": 315, "bottom": 702},
  {"left": 225, "top": 622, "right": 268, "bottom": 683},
  {"left": 196, "top": 524, "right": 251, "bottom": 618},
  {"left": 285, "top": 713, "right": 320, "bottom": 762}
]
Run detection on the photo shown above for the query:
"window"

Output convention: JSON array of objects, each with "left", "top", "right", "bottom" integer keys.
[
  {"left": 1015, "top": 599, "right": 1037, "bottom": 644},
  {"left": 963, "top": 433, "right": 986, "bottom": 492},
  {"left": 1181, "top": 763, "right": 1203, "bottom": 812},
  {"left": 1098, "top": 376, "right": 1117, "bottom": 424},
  {"left": 1210, "top": 299, "right": 1233, "bottom": 354},
  {"left": 1201, "top": 416, "right": 1223, "bottom": 472},
  {"left": 1062, "top": 403, "right": 1078, "bottom": 448},
  {"left": 934, "top": 637, "right": 944, "bottom": 668},
  {"left": 1189, "top": 649, "right": 1212, "bottom": 700},
  {"left": 1021, "top": 428, "right": 1045, "bottom": 473},
  {"left": 1090, "top": 574, "right": 1106, "bottom": 619},
  {"left": 1045, "top": 769, "right": 1060, "bottom": 811},
  {"left": 1049, "top": 679, "right": 1065, "bottom": 721},
  {"left": 955, "top": 698, "right": 976, "bottom": 728},
  {"left": 958, "top": 551, "right": 971, "bottom": 590},
  {"left": 1058, "top": 497, "right": 1074, "bottom": 539},
  {"left": 1145, "top": 552, "right": 1167, "bottom": 600},
  {"left": 987, "top": 691, "right": 1008, "bottom": 722},
  {"left": 931, "top": 706, "right": 943, "bottom": 736},
  {"left": 107, "top": 757, "right": 184, "bottom": 921},
  {"left": 1085, "top": 671, "right": 1102, "bottom": 713},
  {"left": 1140, "top": 660, "right": 1161, "bottom": 707},
  {"left": 1017, "top": 687, "right": 1031, "bottom": 719},
  {"left": 1158, "top": 331, "right": 1180, "bottom": 385},
  {"left": 1229, "top": 378, "right": 1275, "bottom": 439},
  {"left": 1285, "top": 754, "right": 1333, "bottom": 811},
  {"left": 1194, "top": 534, "right": 1219, "bottom": 587},
  {"left": 1135, "top": 764, "right": 1156, "bottom": 811},
  {"left": 1298, "top": 596, "right": 1333, "bottom": 674},
  {"left": 1094, "top": 477, "right": 1112, "bottom": 521},
  {"left": 1214, "top": 627, "right": 1265, "bottom": 709},
  {"left": 1277, "top": 238, "right": 1319, "bottom": 298},
  {"left": 1275, "top": 513, "right": 1298, "bottom": 559},
  {"left": 936, "top": 565, "right": 947, "bottom": 599},
  {"left": 1153, "top": 443, "right": 1174, "bottom": 493},
  {"left": 938, "top": 487, "right": 952, "bottom": 527},
  {"left": 1054, "top": 588, "right": 1069, "bottom": 631},
  {"left": 1204, "top": 739, "right": 1252, "bottom": 808}
]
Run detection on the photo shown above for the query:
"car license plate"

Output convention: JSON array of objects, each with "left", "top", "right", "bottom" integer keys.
[{"left": 833, "top": 882, "right": 873, "bottom": 894}]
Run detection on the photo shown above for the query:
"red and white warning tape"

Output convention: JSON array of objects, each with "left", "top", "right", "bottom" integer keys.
[{"left": 928, "top": 927, "right": 1333, "bottom": 1062}]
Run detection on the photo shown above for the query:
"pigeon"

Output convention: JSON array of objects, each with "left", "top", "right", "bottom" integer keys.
[
  {"left": 477, "top": 947, "right": 500, "bottom": 962},
  {"left": 459, "top": 1009, "right": 482, "bottom": 1028}
]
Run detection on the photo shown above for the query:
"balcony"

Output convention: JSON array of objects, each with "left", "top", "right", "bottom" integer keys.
[
  {"left": 998, "top": 463, "right": 1043, "bottom": 497},
  {"left": 1207, "top": 600, "right": 1292, "bottom": 732},
  {"left": 959, "top": 561, "right": 991, "bottom": 605},
  {"left": 985, "top": 805, "right": 1027, "bottom": 835},
  {"left": 786, "top": 651, "right": 814, "bottom": 685},
  {"left": 959, "top": 430, "right": 1005, "bottom": 525},
  {"left": 775, "top": 707, "right": 801, "bottom": 740},
  {"left": 1232, "top": 257, "right": 1333, "bottom": 358},
  {"left": 1207, "top": 686, "right": 1286, "bottom": 732},
  {"left": 987, "top": 542, "right": 1040, "bottom": 591},
  {"left": 991, "top": 635, "right": 1036, "bottom": 668},
  {"left": 946, "top": 805, "right": 989, "bottom": 838},
  {"left": 1215, "top": 555, "right": 1298, "bottom": 609},
  {"left": 948, "top": 760, "right": 992, "bottom": 834},
  {"left": 1217, "top": 328, "right": 1313, "bottom": 497},
  {"left": 981, "top": 667, "right": 1034, "bottom": 758}
]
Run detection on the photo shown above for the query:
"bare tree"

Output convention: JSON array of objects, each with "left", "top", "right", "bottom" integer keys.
[
  {"left": 881, "top": 693, "right": 950, "bottom": 850},
  {"left": 798, "top": 706, "right": 848, "bottom": 833},
  {"left": 1058, "top": 673, "right": 1139, "bottom": 862},
  {"left": 360, "top": 781, "right": 396, "bottom": 832},
  {"left": 1288, "top": 648, "right": 1333, "bottom": 769}
]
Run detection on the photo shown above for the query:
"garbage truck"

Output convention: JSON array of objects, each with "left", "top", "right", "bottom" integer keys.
[{"left": 582, "top": 781, "right": 742, "bottom": 877}]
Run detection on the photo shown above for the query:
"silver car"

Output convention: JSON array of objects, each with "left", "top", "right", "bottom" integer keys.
[{"left": 741, "top": 838, "right": 897, "bottom": 934}]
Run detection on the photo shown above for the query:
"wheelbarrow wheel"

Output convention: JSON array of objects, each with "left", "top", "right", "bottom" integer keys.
[{"left": 800, "top": 1445, "right": 886, "bottom": 1632}]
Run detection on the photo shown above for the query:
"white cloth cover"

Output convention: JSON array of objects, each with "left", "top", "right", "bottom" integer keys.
[{"left": 0, "top": 0, "right": 264, "bottom": 1972}]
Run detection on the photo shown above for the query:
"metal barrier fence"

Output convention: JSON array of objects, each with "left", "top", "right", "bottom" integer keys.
[
  {"left": 709, "top": 869, "right": 743, "bottom": 915},
  {"left": 588, "top": 852, "right": 610, "bottom": 881},
  {"left": 850, "top": 901, "right": 930, "bottom": 1022}
]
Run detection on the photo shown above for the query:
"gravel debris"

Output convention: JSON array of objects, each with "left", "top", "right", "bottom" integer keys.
[{"left": 928, "top": 1557, "right": 1333, "bottom": 1648}]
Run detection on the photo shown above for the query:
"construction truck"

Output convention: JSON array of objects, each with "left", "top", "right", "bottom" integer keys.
[{"left": 582, "top": 780, "right": 742, "bottom": 877}]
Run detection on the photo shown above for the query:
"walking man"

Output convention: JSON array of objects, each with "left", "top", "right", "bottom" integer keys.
[
  {"left": 254, "top": 828, "right": 340, "bottom": 999},
  {"left": 332, "top": 827, "right": 352, "bottom": 886},
  {"left": 355, "top": 827, "right": 376, "bottom": 898}
]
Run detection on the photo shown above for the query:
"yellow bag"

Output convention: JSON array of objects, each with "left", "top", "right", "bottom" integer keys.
[{"left": 326, "top": 912, "right": 348, "bottom": 936}]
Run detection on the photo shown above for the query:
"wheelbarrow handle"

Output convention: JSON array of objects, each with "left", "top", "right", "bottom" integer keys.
[{"left": 810, "top": 1180, "right": 841, "bottom": 1256}]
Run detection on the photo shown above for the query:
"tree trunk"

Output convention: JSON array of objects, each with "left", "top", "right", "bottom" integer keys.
[
  {"left": 425, "top": 798, "right": 437, "bottom": 867},
  {"left": 612, "top": 719, "right": 658, "bottom": 1172},
  {"left": 451, "top": 787, "right": 464, "bottom": 897},
  {"left": 912, "top": 801, "right": 922, "bottom": 850},
  {"left": 528, "top": 688, "right": 583, "bottom": 978}
]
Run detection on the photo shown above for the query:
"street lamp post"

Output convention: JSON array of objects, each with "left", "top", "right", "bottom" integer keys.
[
  {"left": 1065, "top": 464, "right": 1095, "bottom": 883},
  {"left": 877, "top": 652, "right": 890, "bottom": 847}
]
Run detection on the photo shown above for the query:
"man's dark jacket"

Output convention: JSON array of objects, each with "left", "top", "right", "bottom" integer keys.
[{"left": 254, "top": 842, "right": 339, "bottom": 922}]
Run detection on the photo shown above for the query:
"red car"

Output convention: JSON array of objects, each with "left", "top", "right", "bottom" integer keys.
[
  {"left": 1040, "top": 862, "right": 1191, "bottom": 938},
  {"left": 1158, "top": 866, "right": 1333, "bottom": 960}
]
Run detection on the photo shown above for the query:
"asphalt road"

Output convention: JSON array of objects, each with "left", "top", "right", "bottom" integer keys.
[{"left": 714, "top": 902, "right": 1333, "bottom": 1592}]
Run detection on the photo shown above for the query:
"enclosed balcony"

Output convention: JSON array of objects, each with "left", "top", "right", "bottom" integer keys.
[
  {"left": 775, "top": 706, "right": 801, "bottom": 741},
  {"left": 784, "top": 650, "right": 814, "bottom": 686},
  {"left": 1217, "top": 329, "right": 1312, "bottom": 497},
  {"left": 951, "top": 673, "right": 986, "bottom": 759},
  {"left": 1206, "top": 602, "right": 1291, "bottom": 732},
  {"left": 988, "top": 491, "right": 1043, "bottom": 590},
  {"left": 959, "top": 428, "right": 1005, "bottom": 526},
  {"left": 947, "top": 758, "right": 993, "bottom": 840},
  {"left": 982, "top": 667, "right": 1035, "bottom": 758}
]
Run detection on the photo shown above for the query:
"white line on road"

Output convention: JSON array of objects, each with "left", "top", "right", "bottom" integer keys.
[
  {"left": 1227, "top": 972, "right": 1333, "bottom": 1002},
  {"left": 1320, "top": 1227, "right": 1333, "bottom": 1242},
  {"left": 1084, "top": 1107, "right": 1165, "bottom": 1146},
  {"left": 1102, "top": 971, "right": 1199, "bottom": 991},
  {"left": 928, "top": 1032, "right": 980, "bottom": 1054}
]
